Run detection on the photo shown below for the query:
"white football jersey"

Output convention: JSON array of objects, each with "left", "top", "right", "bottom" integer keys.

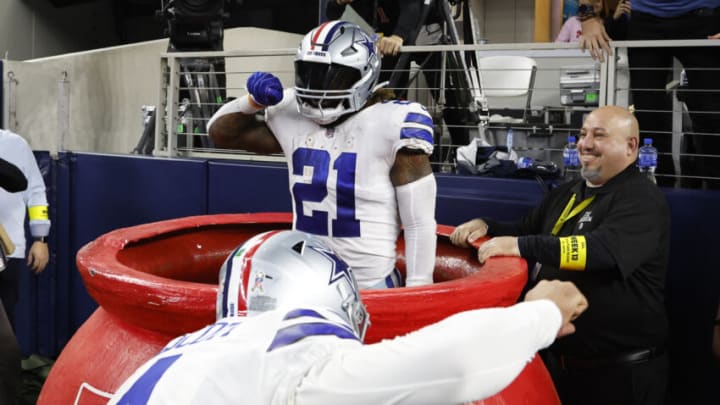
[
  {"left": 110, "top": 308, "right": 362, "bottom": 405},
  {"left": 265, "top": 89, "right": 435, "bottom": 288},
  {"left": 109, "top": 300, "right": 561, "bottom": 405}
]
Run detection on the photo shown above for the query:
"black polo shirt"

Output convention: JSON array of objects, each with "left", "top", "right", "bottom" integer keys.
[{"left": 485, "top": 164, "right": 670, "bottom": 357}]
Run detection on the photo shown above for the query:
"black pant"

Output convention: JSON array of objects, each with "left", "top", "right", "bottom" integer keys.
[
  {"left": 627, "top": 9, "right": 720, "bottom": 189},
  {"left": 0, "top": 299, "right": 20, "bottom": 405},
  {"left": 0, "top": 259, "right": 21, "bottom": 327},
  {"left": 544, "top": 350, "right": 669, "bottom": 405}
]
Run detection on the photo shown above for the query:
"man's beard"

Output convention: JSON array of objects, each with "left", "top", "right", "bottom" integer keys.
[{"left": 581, "top": 166, "right": 601, "bottom": 183}]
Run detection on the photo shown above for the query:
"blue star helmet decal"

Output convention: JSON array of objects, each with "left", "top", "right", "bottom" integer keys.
[
  {"left": 361, "top": 35, "right": 376, "bottom": 57},
  {"left": 307, "top": 245, "right": 354, "bottom": 288}
]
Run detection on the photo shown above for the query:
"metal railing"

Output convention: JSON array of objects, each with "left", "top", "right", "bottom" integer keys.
[{"left": 155, "top": 39, "right": 720, "bottom": 188}]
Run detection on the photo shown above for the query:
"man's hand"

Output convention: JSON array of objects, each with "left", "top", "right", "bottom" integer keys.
[
  {"left": 525, "top": 280, "right": 589, "bottom": 337},
  {"left": 27, "top": 241, "right": 49, "bottom": 274},
  {"left": 476, "top": 236, "right": 519, "bottom": 264},
  {"left": 709, "top": 33, "right": 720, "bottom": 39},
  {"left": 449, "top": 219, "right": 488, "bottom": 248},
  {"left": 378, "top": 35, "right": 404, "bottom": 56},
  {"left": 580, "top": 17, "right": 612, "bottom": 62},
  {"left": 246, "top": 72, "right": 284, "bottom": 107}
]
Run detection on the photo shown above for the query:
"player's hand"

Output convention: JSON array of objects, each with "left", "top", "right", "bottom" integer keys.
[
  {"left": 579, "top": 17, "right": 612, "bottom": 62},
  {"left": 709, "top": 32, "right": 720, "bottom": 39},
  {"left": 476, "top": 236, "right": 519, "bottom": 264},
  {"left": 525, "top": 280, "right": 588, "bottom": 337},
  {"left": 246, "top": 72, "right": 284, "bottom": 107},
  {"left": 27, "top": 240, "right": 49, "bottom": 274},
  {"left": 378, "top": 35, "right": 404, "bottom": 56},
  {"left": 613, "top": 0, "right": 631, "bottom": 21},
  {"left": 449, "top": 218, "right": 488, "bottom": 248}
]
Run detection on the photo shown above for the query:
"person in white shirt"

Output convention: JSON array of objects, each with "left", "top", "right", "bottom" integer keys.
[
  {"left": 0, "top": 129, "right": 50, "bottom": 325},
  {"left": 110, "top": 230, "right": 588, "bottom": 405},
  {"left": 207, "top": 21, "right": 437, "bottom": 289}
]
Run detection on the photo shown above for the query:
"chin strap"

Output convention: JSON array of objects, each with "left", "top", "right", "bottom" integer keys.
[{"left": 395, "top": 174, "right": 437, "bottom": 287}]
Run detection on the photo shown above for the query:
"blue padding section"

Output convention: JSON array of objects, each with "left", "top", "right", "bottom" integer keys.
[
  {"left": 208, "top": 160, "right": 291, "bottom": 214},
  {"left": 663, "top": 187, "right": 720, "bottom": 403},
  {"left": 435, "top": 174, "right": 547, "bottom": 226},
  {"left": 68, "top": 152, "right": 208, "bottom": 331},
  {"left": 14, "top": 152, "right": 55, "bottom": 356}
]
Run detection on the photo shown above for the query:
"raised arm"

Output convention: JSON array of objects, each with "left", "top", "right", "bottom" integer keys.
[{"left": 208, "top": 72, "right": 284, "bottom": 154}]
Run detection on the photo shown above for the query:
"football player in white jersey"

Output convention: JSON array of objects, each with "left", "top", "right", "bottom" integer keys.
[
  {"left": 207, "top": 20, "right": 437, "bottom": 289},
  {"left": 109, "top": 230, "right": 588, "bottom": 405}
]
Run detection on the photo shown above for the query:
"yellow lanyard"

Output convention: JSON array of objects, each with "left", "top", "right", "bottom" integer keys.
[{"left": 551, "top": 193, "right": 596, "bottom": 236}]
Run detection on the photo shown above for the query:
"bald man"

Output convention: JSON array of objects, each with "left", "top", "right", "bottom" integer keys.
[{"left": 451, "top": 106, "right": 670, "bottom": 405}]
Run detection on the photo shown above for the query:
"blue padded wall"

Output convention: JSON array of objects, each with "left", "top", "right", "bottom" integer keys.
[
  {"left": 435, "top": 173, "right": 547, "bottom": 225},
  {"left": 208, "top": 160, "right": 291, "bottom": 214},
  {"left": 67, "top": 152, "right": 209, "bottom": 333},
  {"left": 15, "top": 152, "right": 210, "bottom": 356},
  {"left": 14, "top": 152, "right": 56, "bottom": 356},
  {"left": 664, "top": 188, "right": 720, "bottom": 404}
]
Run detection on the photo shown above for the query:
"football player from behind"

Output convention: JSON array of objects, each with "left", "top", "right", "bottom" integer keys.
[
  {"left": 207, "top": 20, "right": 437, "bottom": 289},
  {"left": 110, "top": 230, "right": 588, "bottom": 404}
]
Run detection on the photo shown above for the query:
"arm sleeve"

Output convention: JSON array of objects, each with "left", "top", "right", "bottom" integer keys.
[
  {"left": 295, "top": 300, "right": 562, "bottom": 405},
  {"left": 518, "top": 188, "right": 668, "bottom": 277},
  {"left": 396, "top": 174, "right": 437, "bottom": 286},
  {"left": 21, "top": 146, "right": 50, "bottom": 237},
  {"left": 0, "top": 158, "right": 27, "bottom": 193},
  {"left": 518, "top": 234, "right": 616, "bottom": 271}
]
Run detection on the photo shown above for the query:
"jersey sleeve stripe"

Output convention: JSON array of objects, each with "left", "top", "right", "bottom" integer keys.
[
  {"left": 404, "top": 112, "right": 434, "bottom": 127},
  {"left": 283, "top": 308, "right": 327, "bottom": 321},
  {"left": 400, "top": 127, "right": 434, "bottom": 144},
  {"left": 267, "top": 322, "right": 359, "bottom": 352}
]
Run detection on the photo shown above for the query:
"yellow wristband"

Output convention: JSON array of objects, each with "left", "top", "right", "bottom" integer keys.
[
  {"left": 28, "top": 206, "right": 49, "bottom": 221},
  {"left": 559, "top": 235, "right": 587, "bottom": 271}
]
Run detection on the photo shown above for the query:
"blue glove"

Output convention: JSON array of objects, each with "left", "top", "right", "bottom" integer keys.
[{"left": 247, "top": 72, "right": 283, "bottom": 107}]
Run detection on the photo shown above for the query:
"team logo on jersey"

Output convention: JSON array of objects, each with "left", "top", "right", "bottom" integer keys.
[{"left": 578, "top": 211, "right": 593, "bottom": 230}]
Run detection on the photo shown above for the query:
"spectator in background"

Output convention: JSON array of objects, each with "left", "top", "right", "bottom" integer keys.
[
  {"left": 0, "top": 129, "right": 51, "bottom": 328},
  {"left": 579, "top": 0, "right": 720, "bottom": 188},
  {"left": 556, "top": 0, "right": 630, "bottom": 43},
  {"left": 0, "top": 157, "right": 27, "bottom": 405},
  {"left": 450, "top": 106, "right": 670, "bottom": 405},
  {"left": 326, "top": 0, "right": 475, "bottom": 168}
]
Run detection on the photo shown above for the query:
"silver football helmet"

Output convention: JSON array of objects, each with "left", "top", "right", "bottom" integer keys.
[
  {"left": 294, "top": 20, "right": 381, "bottom": 125},
  {"left": 216, "top": 230, "right": 370, "bottom": 340}
]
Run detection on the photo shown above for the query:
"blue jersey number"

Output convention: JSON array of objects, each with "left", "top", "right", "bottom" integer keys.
[{"left": 292, "top": 148, "right": 360, "bottom": 237}]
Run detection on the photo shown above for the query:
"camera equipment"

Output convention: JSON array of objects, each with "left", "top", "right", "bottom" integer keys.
[{"left": 159, "top": 0, "right": 230, "bottom": 51}]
